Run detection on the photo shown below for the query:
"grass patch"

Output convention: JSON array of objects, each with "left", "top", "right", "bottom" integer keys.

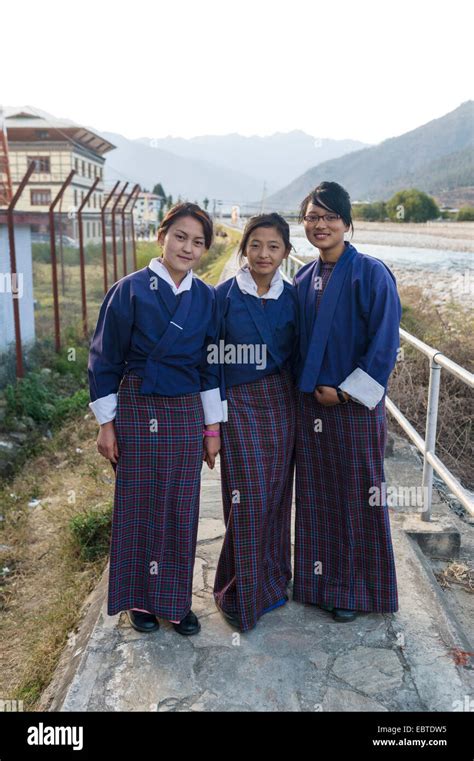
[
  {"left": 69, "top": 503, "right": 113, "bottom": 562},
  {"left": 0, "top": 413, "right": 114, "bottom": 709}
]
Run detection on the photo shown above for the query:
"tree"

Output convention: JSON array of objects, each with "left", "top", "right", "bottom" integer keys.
[
  {"left": 353, "top": 201, "right": 386, "bottom": 221},
  {"left": 386, "top": 189, "right": 439, "bottom": 223},
  {"left": 203, "top": 197, "right": 210, "bottom": 211},
  {"left": 457, "top": 206, "right": 474, "bottom": 221},
  {"left": 153, "top": 183, "right": 166, "bottom": 201}
]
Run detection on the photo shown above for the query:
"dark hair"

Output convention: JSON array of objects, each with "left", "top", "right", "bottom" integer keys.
[
  {"left": 158, "top": 202, "right": 213, "bottom": 249},
  {"left": 238, "top": 212, "right": 292, "bottom": 265},
  {"left": 298, "top": 181, "right": 354, "bottom": 236}
]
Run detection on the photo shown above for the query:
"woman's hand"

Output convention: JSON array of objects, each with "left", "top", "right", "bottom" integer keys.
[
  {"left": 97, "top": 421, "right": 119, "bottom": 464},
  {"left": 203, "top": 435, "right": 221, "bottom": 469},
  {"left": 203, "top": 424, "right": 221, "bottom": 469},
  {"left": 314, "top": 385, "right": 346, "bottom": 406}
]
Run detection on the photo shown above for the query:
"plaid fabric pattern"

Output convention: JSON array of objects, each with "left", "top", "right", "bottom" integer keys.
[
  {"left": 213, "top": 369, "right": 296, "bottom": 631},
  {"left": 294, "top": 391, "right": 398, "bottom": 612},
  {"left": 107, "top": 372, "right": 204, "bottom": 621}
]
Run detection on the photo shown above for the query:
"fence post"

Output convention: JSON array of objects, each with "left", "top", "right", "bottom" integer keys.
[
  {"left": 49, "top": 170, "right": 75, "bottom": 351},
  {"left": 6, "top": 161, "right": 36, "bottom": 377},
  {"left": 121, "top": 184, "right": 139, "bottom": 277},
  {"left": 421, "top": 356, "right": 442, "bottom": 521},
  {"left": 129, "top": 186, "right": 140, "bottom": 271},
  {"left": 77, "top": 177, "right": 100, "bottom": 339},
  {"left": 101, "top": 181, "right": 120, "bottom": 294},
  {"left": 111, "top": 183, "right": 128, "bottom": 284}
]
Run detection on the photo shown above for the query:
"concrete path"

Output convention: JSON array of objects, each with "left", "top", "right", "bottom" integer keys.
[
  {"left": 40, "top": 242, "right": 473, "bottom": 713},
  {"left": 42, "top": 432, "right": 473, "bottom": 713}
]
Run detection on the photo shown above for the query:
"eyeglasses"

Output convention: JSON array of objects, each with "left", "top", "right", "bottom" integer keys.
[{"left": 303, "top": 213, "right": 341, "bottom": 224}]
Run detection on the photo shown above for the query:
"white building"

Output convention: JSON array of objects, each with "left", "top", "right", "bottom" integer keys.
[
  {"left": 2, "top": 105, "right": 116, "bottom": 242},
  {"left": 133, "top": 192, "right": 161, "bottom": 236}
]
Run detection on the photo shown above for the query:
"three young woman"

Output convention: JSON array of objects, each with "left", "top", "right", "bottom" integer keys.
[{"left": 89, "top": 183, "right": 401, "bottom": 635}]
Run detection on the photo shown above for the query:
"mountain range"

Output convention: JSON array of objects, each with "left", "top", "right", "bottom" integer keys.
[
  {"left": 266, "top": 101, "right": 474, "bottom": 210},
  {"left": 101, "top": 130, "right": 368, "bottom": 204}
]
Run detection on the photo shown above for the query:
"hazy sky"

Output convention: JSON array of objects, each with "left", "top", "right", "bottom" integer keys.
[{"left": 3, "top": 0, "right": 472, "bottom": 145}]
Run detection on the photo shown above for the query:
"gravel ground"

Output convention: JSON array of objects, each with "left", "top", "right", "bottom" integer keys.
[{"left": 351, "top": 221, "right": 474, "bottom": 253}]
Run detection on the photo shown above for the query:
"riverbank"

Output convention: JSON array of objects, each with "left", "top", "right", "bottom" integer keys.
[
  {"left": 289, "top": 220, "right": 473, "bottom": 311},
  {"left": 392, "top": 268, "right": 473, "bottom": 310},
  {"left": 351, "top": 220, "right": 473, "bottom": 253}
]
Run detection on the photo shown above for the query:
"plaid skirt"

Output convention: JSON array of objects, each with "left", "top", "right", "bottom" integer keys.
[
  {"left": 294, "top": 392, "right": 398, "bottom": 613},
  {"left": 107, "top": 372, "right": 204, "bottom": 621},
  {"left": 213, "top": 370, "right": 296, "bottom": 631}
]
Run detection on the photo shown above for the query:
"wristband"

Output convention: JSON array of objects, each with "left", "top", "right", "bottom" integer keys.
[
  {"left": 203, "top": 429, "right": 220, "bottom": 437},
  {"left": 336, "top": 387, "right": 349, "bottom": 404}
]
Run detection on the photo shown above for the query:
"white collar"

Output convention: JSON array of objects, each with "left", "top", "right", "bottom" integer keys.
[
  {"left": 235, "top": 264, "right": 284, "bottom": 300},
  {"left": 148, "top": 257, "right": 193, "bottom": 295}
]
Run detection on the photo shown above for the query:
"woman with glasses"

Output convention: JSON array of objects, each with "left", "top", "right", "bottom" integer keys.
[{"left": 292, "top": 181, "right": 401, "bottom": 622}]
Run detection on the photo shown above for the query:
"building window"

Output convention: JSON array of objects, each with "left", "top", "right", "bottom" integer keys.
[
  {"left": 86, "top": 222, "right": 90, "bottom": 237},
  {"left": 27, "top": 156, "right": 51, "bottom": 173},
  {"left": 88, "top": 163, "right": 91, "bottom": 178},
  {"left": 31, "top": 189, "right": 51, "bottom": 205},
  {"left": 81, "top": 160, "right": 85, "bottom": 175},
  {"left": 74, "top": 189, "right": 78, "bottom": 207},
  {"left": 35, "top": 130, "right": 49, "bottom": 139},
  {"left": 74, "top": 158, "right": 79, "bottom": 171}
]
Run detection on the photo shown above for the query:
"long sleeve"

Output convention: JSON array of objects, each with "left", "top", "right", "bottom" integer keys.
[
  {"left": 88, "top": 281, "right": 134, "bottom": 424},
  {"left": 288, "top": 287, "right": 301, "bottom": 382},
  {"left": 339, "top": 266, "right": 401, "bottom": 409},
  {"left": 199, "top": 290, "right": 227, "bottom": 424}
]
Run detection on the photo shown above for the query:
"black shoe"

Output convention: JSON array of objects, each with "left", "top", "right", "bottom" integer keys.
[
  {"left": 317, "top": 602, "right": 334, "bottom": 612},
  {"left": 215, "top": 602, "right": 241, "bottom": 630},
  {"left": 333, "top": 608, "right": 357, "bottom": 622},
  {"left": 127, "top": 610, "right": 160, "bottom": 632},
  {"left": 172, "top": 609, "right": 201, "bottom": 636}
]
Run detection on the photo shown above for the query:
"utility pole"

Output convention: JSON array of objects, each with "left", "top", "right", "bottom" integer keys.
[
  {"left": 260, "top": 181, "right": 267, "bottom": 214},
  {"left": 0, "top": 106, "right": 13, "bottom": 207}
]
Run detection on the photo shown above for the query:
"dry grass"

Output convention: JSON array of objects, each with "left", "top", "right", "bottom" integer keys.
[
  {"left": 435, "top": 562, "right": 474, "bottom": 593},
  {"left": 389, "top": 285, "right": 473, "bottom": 489},
  {"left": 0, "top": 413, "right": 112, "bottom": 708}
]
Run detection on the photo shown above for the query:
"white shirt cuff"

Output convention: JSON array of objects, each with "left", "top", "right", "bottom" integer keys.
[
  {"left": 200, "top": 388, "right": 226, "bottom": 424},
  {"left": 89, "top": 393, "right": 118, "bottom": 424},
  {"left": 338, "top": 368, "right": 385, "bottom": 410}
]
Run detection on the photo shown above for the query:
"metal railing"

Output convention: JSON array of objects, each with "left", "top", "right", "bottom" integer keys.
[{"left": 280, "top": 254, "right": 474, "bottom": 520}]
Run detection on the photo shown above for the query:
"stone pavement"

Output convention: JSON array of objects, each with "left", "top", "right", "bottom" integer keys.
[
  {"left": 40, "top": 243, "right": 473, "bottom": 712},
  {"left": 42, "top": 432, "right": 473, "bottom": 713}
]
